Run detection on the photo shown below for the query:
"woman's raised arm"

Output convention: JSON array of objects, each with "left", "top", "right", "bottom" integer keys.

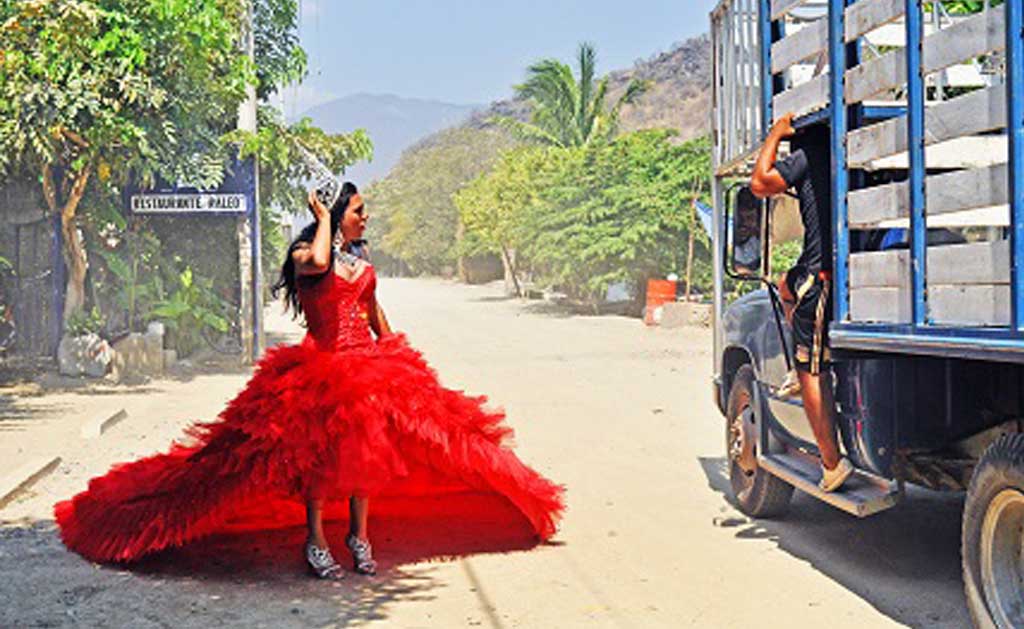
[{"left": 292, "top": 190, "right": 333, "bottom": 276}]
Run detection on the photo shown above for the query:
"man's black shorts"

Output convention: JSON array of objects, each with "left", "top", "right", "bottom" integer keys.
[{"left": 786, "top": 267, "right": 831, "bottom": 375}]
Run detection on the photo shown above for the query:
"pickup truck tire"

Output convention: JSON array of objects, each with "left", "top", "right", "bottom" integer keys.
[
  {"left": 726, "top": 365, "right": 793, "bottom": 518},
  {"left": 962, "top": 434, "right": 1024, "bottom": 629}
]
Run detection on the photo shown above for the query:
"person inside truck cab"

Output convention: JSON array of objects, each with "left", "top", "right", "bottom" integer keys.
[
  {"left": 733, "top": 186, "right": 762, "bottom": 274},
  {"left": 749, "top": 111, "right": 854, "bottom": 493}
]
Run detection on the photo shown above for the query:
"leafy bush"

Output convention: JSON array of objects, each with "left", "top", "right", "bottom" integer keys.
[
  {"left": 151, "top": 267, "right": 230, "bottom": 358},
  {"left": 90, "top": 211, "right": 167, "bottom": 334},
  {"left": 66, "top": 307, "right": 106, "bottom": 338},
  {"left": 941, "top": 0, "right": 1002, "bottom": 13}
]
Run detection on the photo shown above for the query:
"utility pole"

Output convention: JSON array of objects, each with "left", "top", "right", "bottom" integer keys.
[{"left": 237, "top": 0, "right": 263, "bottom": 363}]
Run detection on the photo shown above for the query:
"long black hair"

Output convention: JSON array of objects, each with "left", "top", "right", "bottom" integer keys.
[{"left": 272, "top": 181, "right": 359, "bottom": 317}]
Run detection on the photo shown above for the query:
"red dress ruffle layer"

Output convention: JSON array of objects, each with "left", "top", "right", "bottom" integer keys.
[{"left": 55, "top": 266, "right": 564, "bottom": 563}]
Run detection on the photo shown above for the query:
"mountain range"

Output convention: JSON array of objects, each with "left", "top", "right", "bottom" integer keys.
[
  {"left": 297, "top": 33, "right": 712, "bottom": 184},
  {"left": 297, "top": 93, "right": 483, "bottom": 184}
]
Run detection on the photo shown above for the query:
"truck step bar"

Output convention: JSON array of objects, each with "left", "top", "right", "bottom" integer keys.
[{"left": 759, "top": 451, "right": 900, "bottom": 518}]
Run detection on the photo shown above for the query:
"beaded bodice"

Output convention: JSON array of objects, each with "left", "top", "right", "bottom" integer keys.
[{"left": 298, "top": 264, "right": 376, "bottom": 352}]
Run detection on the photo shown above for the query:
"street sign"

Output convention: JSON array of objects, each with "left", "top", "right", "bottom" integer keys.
[{"left": 130, "top": 192, "right": 247, "bottom": 214}]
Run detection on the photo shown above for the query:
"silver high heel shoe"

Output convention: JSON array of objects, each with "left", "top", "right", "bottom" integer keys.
[
  {"left": 305, "top": 541, "right": 344, "bottom": 580},
  {"left": 346, "top": 534, "right": 377, "bottom": 575}
]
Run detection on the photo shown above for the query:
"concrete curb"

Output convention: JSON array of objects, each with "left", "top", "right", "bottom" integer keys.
[
  {"left": 81, "top": 408, "right": 128, "bottom": 439},
  {"left": 0, "top": 456, "right": 62, "bottom": 510}
]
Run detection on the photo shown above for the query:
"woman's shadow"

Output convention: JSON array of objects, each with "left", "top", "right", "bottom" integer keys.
[
  {"left": 135, "top": 492, "right": 542, "bottom": 581},
  {"left": 99, "top": 494, "right": 547, "bottom": 626}
]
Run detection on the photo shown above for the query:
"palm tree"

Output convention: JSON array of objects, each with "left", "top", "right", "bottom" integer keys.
[{"left": 493, "top": 43, "right": 649, "bottom": 148}]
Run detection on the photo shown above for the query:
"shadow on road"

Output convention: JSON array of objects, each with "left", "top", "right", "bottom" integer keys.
[
  {"left": 516, "top": 301, "right": 638, "bottom": 319},
  {"left": 473, "top": 295, "right": 518, "bottom": 304},
  {"left": 0, "top": 519, "right": 445, "bottom": 628},
  {"left": 0, "top": 395, "right": 66, "bottom": 432},
  {"left": 1, "top": 491, "right": 543, "bottom": 628},
  {"left": 698, "top": 456, "right": 969, "bottom": 628},
  {"left": 138, "top": 497, "right": 542, "bottom": 579}
]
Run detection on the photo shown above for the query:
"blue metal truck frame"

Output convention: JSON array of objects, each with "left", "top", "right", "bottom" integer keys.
[{"left": 711, "top": 1, "right": 1024, "bottom": 625}]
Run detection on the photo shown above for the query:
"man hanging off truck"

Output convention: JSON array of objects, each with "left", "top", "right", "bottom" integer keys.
[{"left": 749, "top": 112, "right": 854, "bottom": 492}]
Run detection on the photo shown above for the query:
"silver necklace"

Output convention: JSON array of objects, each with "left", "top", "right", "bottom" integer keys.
[{"left": 333, "top": 241, "right": 360, "bottom": 268}]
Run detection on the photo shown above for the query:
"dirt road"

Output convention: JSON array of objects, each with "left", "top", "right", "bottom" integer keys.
[{"left": 0, "top": 278, "right": 969, "bottom": 628}]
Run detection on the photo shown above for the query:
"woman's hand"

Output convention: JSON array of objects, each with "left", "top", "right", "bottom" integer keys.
[{"left": 308, "top": 190, "right": 329, "bottom": 222}]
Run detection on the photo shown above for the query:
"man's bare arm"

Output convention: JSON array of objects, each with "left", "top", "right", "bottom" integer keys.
[{"left": 751, "top": 112, "right": 795, "bottom": 198}]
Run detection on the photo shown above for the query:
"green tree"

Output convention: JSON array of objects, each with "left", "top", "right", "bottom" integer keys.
[
  {"left": 0, "top": 0, "right": 251, "bottom": 325},
  {"left": 367, "top": 127, "right": 515, "bottom": 275},
  {"left": 514, "top": 131, "right": 711, "bottom": 304},
  {"left": 254, "top": 0, "right": 307, "bottom": 100},
  {"left": 454, "top": 147, "right": 551, "bottom": 295},
  {"left": 492, "top": 42, "right": 649, "bottom": 148}
]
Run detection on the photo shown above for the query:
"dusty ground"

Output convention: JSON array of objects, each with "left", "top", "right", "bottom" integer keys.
[{"left": 0, "top": 277, "right": 969, "bottom": 628}]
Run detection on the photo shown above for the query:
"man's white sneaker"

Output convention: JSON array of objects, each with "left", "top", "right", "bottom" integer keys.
[
  {"left": 819, "top": 457, "right": 854, "bottom": 492},
  {"left": 778, "top": 369, "right": 801, "bottom": 399}
]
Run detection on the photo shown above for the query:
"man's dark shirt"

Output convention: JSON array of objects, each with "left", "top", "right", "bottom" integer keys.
[{"left": 774, "top": 128, "right": 832, "bottom": 273}]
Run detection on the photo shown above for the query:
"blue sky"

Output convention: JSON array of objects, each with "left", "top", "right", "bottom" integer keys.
[{"left": 278, "top": 0, "right": 719, "bottom": 115}]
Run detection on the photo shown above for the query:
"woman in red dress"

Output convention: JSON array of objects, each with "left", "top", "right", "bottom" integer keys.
[{"left": 55, "top": 182, "right": 564, "bottom": 579}]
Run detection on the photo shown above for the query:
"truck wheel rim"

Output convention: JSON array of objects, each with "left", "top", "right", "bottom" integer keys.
[
  {"left": 980, "top": 488, "right": 1024, "bottom": 627},
  {"left": 728, "top": 397, "right": 758, "bottom": 500}
]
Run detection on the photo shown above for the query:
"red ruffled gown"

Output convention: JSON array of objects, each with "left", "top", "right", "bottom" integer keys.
[{"left": 55, "top": 265, "right": 564, "bottom": 563}]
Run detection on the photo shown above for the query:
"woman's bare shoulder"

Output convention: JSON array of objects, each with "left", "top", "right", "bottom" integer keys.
[{"left": 293, "top": 241, "right": 331, "bottom": 277}]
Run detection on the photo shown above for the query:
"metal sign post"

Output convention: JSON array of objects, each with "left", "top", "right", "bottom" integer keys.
[{"left": 241, "top": 0, "right": 263, "bottom": 362}]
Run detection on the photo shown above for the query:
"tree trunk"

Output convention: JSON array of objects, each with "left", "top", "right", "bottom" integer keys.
[
  {"left": 61, "top": 213, "right": 88, "bottom": 321},
  {"left": 456, "top": 220, "right": 468, "bottom": 282},
  {"left": 42, "top": 165, "right": 91, "bottom": 325},
  {"left": 685, "top": 203, "right": 696, "bottom": 301},
  {"left": 500, "top": 245, "right": 522, "bottom": 298}
]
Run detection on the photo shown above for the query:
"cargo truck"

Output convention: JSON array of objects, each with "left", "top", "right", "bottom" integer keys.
[{"left": 709, "top": 0, "right": 1023, "bottom": 625}]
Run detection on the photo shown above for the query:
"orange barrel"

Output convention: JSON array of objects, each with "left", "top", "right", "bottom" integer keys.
[{"left": 644, "top": 279, "right": 677, "bottom": 325}]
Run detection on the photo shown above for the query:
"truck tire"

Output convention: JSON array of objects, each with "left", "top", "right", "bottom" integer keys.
[
  {"left": 726, "top": 365, "right": 793, "bottom": 518},
  {"left": 962, "top": 434, "right": 1024, "bottom": 628}
]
